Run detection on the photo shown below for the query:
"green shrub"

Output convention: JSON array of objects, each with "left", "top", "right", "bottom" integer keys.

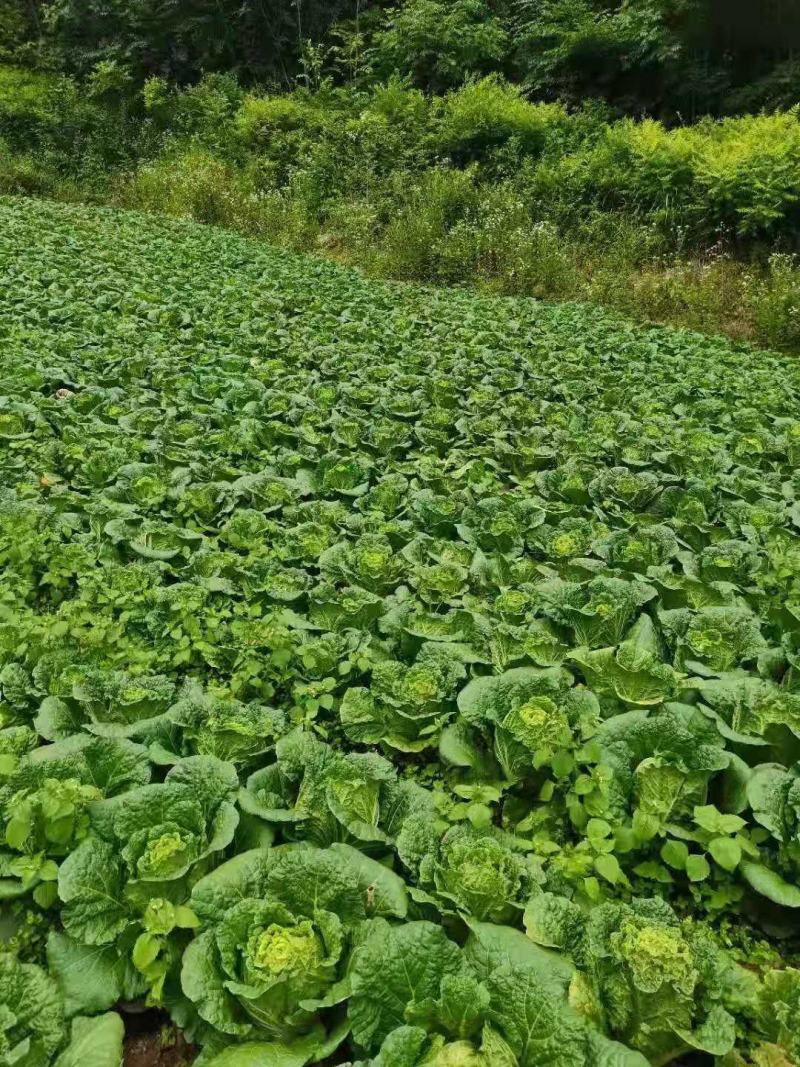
[
  {"left": 436, "top": 76, "right": 569, "bottom": 165},
  {"left": 0, "top": 67, "right": 84, "bottom": 151},
  {"left": 233, "top": 92, "right": 338, "bottom": 195},
  {"left": 332, "top": 107, "right": 429, "bottom": 185},
  {"left": 321, "top": 196, "right": 382, "bottom": 257},
  {"left": 0, "top": 139, "right": 56, "bottom": 195},
  {"left": 688, "top": 112, "right": 800, "bottom": 239},
  {"left": 573, "top": 111, "right": 800, "bottom": 243},
  {"left": 86, "top": 59, "right": 135, "bottom": 107},
  {"left": 368, "top": 171, "right": 577, "bottom": 296},
  {"left": 585, "top": 119, "right": 696, "bottom": 218},
  {"left": 147, "top": 73, "right": 244, "bottom": 155},
  {"left": 357, "top": 79, "right": 434, "bottom": 174},
  {"left": 372, "top": 166, "right": 480, "bottom": 280},
  {"left": 366, "top": 0, "right": 510, "bottom": 92},
  {"left": 0, "top": 65, "right": 142, "bottom": 176},
  {"left": 235, "top": 92, "right": 327, "bottom": 148},
  {"left": 119, "top": 147, "right": 318, "bottom": 247},
  {"left": 236, "top": 85, "right": 432, "bottom": 218},
  {"left": 368, "top": 77, "right": 430, "bottom": 129},
  {"left": 749, "top": 253, "right": 800, "bottom": 350},
  {"left": 119, "top": 149, "right": 255, "bottom": 227}
]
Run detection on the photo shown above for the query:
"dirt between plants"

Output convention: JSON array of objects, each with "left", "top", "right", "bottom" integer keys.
[
  {"left": 121, "top": 1008, "right": 197, "bottom": 1067},
  {"left": 124, "top": 1033, "right": 196, "bottom": 1067}
]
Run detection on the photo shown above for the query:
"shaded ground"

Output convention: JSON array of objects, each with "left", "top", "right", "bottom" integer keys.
[{"left": 123, "top": 1009, "right": 197, "bottom": 1067}]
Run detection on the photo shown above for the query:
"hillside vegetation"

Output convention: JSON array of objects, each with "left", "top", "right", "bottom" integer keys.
[
  {"left": 0, "top": 0, "right": 800, "bottom": 346},
  {"left": 2, "top": 195, "right": 800, "bottom": 1064}
]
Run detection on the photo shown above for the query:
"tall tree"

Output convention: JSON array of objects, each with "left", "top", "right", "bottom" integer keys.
[{"left": 40, "top": 0, "right": 375, "bottom": 85}]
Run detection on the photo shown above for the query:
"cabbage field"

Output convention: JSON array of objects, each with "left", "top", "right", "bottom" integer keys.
[{"left": 2, "top": 196, "right": 800, "bottom": 1066}]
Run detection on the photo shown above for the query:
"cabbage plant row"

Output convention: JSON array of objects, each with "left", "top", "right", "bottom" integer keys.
[{"left": 0, "top": 197, "right": 799, "bottom": 1066}]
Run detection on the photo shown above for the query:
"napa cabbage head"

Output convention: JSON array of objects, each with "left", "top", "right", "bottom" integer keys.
[
  {"left": 127, "top": 824, "right": 198, "bottom": 881},
  {"left": 611, "top": 916, "right": 695, "bottom": 996},
  {"left": 537, "top": 576, "right": 657, "bottom": 648},
  {"left": 183, "top": 842, "right": 409, "bottom": 1042},
  {"left": 588, "top": 467, "right": 661, "bottom": 512},
  {"left": 318, "top": 533, "right": 403, "bottom": 592},
  {"left": 183, "top": 896, "right": 345, "bottom": 1039},
  {"left": 419, "top": 825, "right": 534, "bottom": 924},
  {"left": 73, "top": 756, "right": 239, "bottom": 906},
  {"left": 238, "top": 728, "right": 418, "bottom": 848},
  {"left": 526, "top": 892, "right": 737, "bottom": 1061},
  {"left": 340, "top": 644, "right": 466, "bottom": 752},
  {"left": 165, "top": 684, "right": 287, "bottom": 765},
  {"left": 424, "top": 1042, "right": 486, "bottom": 1066},
  {"left": 503, "top": 696, "right": 571, "bottom": 756},
  {"left": 584, "top": 898, "right": 736, "bottom": 1062},
  {"left": 660, "top": 606, "right": 765, "bottom": 673}
]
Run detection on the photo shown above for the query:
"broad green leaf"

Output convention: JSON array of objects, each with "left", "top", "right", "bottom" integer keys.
[
  {"left": 685, "top": 854, "right": 711, "bottom": 882},
  {"left": 53, "top": 1013, "right": 125, "bottom": 1067},
  {"left": 708, "top": 837, "right": 742, "bottom": 871},
  {"left": 47, "top": 932, "right": 141, "bottom": 1017},
  {"left": 741, "top": 861, "right": 800, "bottom": 907},
  {"left": 57, "top": 838, "right": 129, "bottom": 945}
]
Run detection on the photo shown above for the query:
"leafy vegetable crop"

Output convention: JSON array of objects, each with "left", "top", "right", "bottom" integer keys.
[{"left": 1, "top": 196, "right": 800, "bottom": 1064}]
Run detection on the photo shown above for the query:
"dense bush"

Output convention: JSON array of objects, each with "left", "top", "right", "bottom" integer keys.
[
  {"left": 113, "top": 74, "right": 800, "bottom": 250},
  {"left": 143, "top": 72, "right": 245, "bottom": 153},
  {"left": 235, "top": 93, "right": 329, "bottom": 148},
  {"left": 0, "top": 67, "right": 97, "bottom": 153},
  {"left": 0, "top": 65, "right": 146, "bottom": 184},
  {"left": 365, "top": 0, "right": 510, "bottom": 92},
  {"left": 564, "top": 110, "right": 800, "bottom": 242},
  {"left": 435, "top": 76, "right": 569, "bottom": 165}
]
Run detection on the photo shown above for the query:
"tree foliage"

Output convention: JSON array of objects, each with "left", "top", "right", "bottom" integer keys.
[{"left": 2, "top": 0, "right": 799, "bottom": 116}]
